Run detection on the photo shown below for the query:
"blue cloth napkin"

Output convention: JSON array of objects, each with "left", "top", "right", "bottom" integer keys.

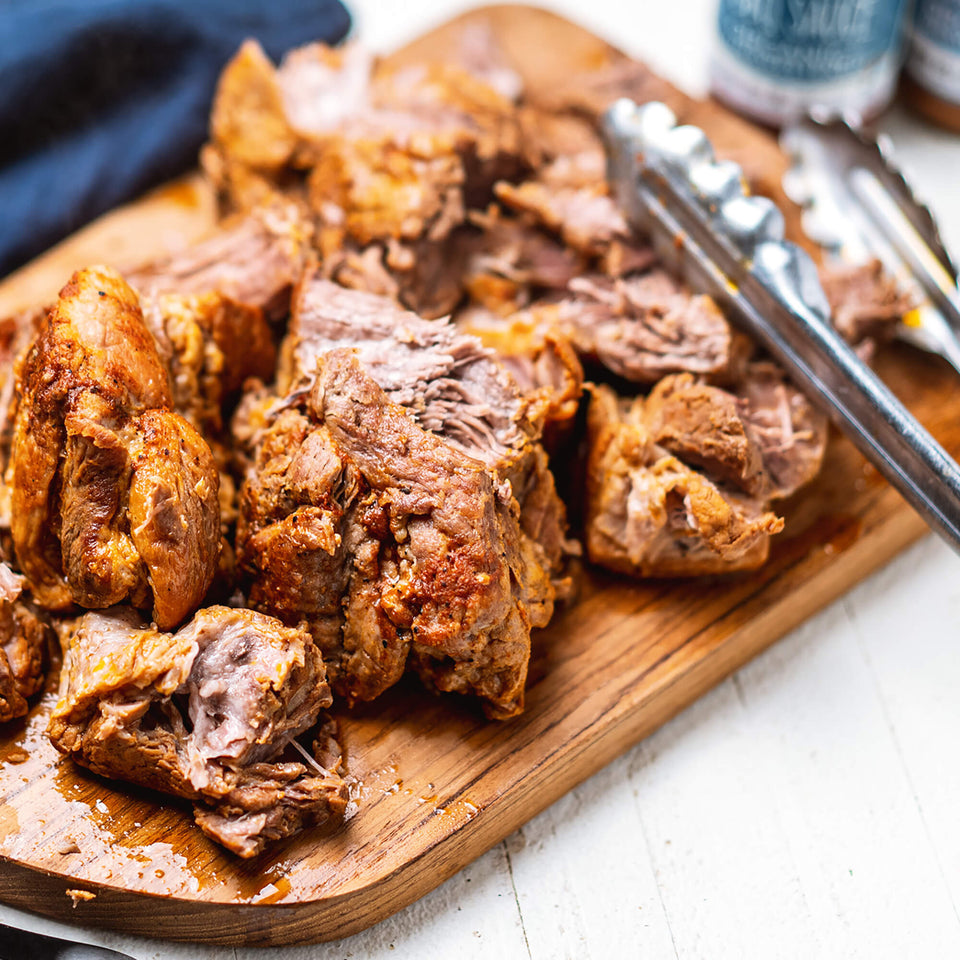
[{"left": 0, "top": 0, "right": 351, "bottom": 278}]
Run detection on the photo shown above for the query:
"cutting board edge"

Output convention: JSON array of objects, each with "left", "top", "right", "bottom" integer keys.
[{"left": 0, "top": 508, "right": 928, "bottom": 946}]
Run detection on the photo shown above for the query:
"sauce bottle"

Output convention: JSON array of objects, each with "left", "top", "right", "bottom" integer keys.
[
  {"left": 902, "top": 0, "right": 960, "bottom": 131},
  {"left": 710, "top": 0, "right": 911, "bottom": 127}
]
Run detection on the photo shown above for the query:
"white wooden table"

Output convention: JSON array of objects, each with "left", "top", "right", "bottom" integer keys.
[{"left": 4, "top": 1, "right": 960, "bottom": 957}]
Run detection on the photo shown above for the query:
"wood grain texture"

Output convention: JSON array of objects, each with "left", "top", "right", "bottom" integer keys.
[{"left": 0, "top": 4, "right": 951, "bottom": 948}]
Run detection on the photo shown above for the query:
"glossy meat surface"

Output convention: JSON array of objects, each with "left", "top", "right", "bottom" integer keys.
[
  {"left": 9, "top": 268, "right": 220, "bottom": 628},
  {"left": 48, "top": 605, "right": 346, "bottom": 857}
]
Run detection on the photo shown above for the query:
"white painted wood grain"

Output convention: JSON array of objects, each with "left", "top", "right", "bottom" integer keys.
[
  {"left": 504, "top": 762, "right": 677, "bottom": 958},
  {"left": 624, "top": 681, "right": 824, "bottom": 960},
  {"left": 841, "top": 546, "right": 960, "bottom": 927},
  {"left": 734, "top": 549, "right": 960, "bottom": 960},
  {"left": 4, "top": 1, "right": 960, "bottom": 957}
]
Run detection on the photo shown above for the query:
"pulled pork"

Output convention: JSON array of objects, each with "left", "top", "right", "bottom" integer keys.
[
  {"left": 586, "top": 383, "right": 784, "bottom": 577},
  {"left": 584, "top": 363, "right": 827, "bottom": 577},
  {"left": 0, "top": 21, "right": 920, "bottom": 865},
  {"left": 9, "top": 268, "right": 221, "bottom": 629},
  {"left": 48, "top": 605, "right": 347, "bottom": 858},
  {"left": 202, "top": 39, "right": 528, "bottom": 319},
  {"left": 237, "top": 278, "right": 570, "bottom": 718}
]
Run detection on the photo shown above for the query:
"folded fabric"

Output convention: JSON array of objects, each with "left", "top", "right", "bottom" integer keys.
[{"left": 0, "top": 0, "right": 351, "bottom": 278}]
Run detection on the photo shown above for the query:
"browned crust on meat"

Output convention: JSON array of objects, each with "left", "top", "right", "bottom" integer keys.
[
  {"left": 585, "top": 384, "right": 783, "bottom": 577},
  {"left": 9, "top": 268, "right": 220, "bottom": 628}
]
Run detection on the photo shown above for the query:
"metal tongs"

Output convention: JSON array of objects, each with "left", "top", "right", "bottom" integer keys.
[
  {"left": 601, "top": 99, "right": 960, "bottom": 555},
  {"left": 781, "top": 113, "right": 960, "bottom": 374}
]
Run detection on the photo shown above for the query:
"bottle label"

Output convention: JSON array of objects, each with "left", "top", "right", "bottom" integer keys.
[
  {"left": 907, "top": 0, "right": 960, "bottom": 102},
  {"left": 718, "top": 0, "right": 908, "bottom": 83}
]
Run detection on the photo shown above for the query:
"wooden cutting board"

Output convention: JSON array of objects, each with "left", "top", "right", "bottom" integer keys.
[{"left": 0, "top": 4, "right": 952, "bottom": 948}]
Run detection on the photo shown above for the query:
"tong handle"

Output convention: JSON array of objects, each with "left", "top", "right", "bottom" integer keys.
[
  {"left": 603, "top": 99, "right": 960, "bottom": 555},
  {"left": 0, "top": 922, "right": 135, "bottom": 959}
]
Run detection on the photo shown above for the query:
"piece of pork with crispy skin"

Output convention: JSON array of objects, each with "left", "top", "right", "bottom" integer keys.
[
  {"left": 584, "top": 358, "right": 826, "bottom": 578},
  {"left": 9, "top": 267, "right": 221, "bottom": 629},
  {"left": 301, "top": 51, "right": 525, "bottom": 319},
  {"left": 0, "top": 563, "right": 51, "bottom": 723},
  {"left": 48, "top": 605, "right": 347, "bottom": 858},
  {"left": 237, "top": 279, "right": 571, "bottom": 718},
  {"left": 585, "top": 383, "right": 785, "bottom": 577}
]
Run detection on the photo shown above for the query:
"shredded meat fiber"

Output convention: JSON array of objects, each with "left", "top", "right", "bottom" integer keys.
[
  {"left": 48, "top": 605, "right": 347, "bottom": 858},
  {"left": 238, "top": 277, "right": 571, "bottom": 718}
]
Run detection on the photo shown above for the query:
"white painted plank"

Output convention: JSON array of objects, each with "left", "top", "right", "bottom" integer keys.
[
  {"left": 505, "top": 759, "right": 678, "bottom": 959},
  {"left": 623, "top": 678, "right": 822, "bottom": 960},
  {"left": 877, "top": 109, "right": 960, "bottom": 253},
  {"left": 841, "top": 537, "right": 960, "bottom": 923},
  {"left": 732, "top": 579, "right": 960, "bottom": 960}
]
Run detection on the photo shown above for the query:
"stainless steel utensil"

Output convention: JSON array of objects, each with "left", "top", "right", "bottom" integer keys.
[
  {"left": 781, "top": 113, "right": 960, "bottom": 375},
  {"left": 0, "top": 923, "right": 136, "bottom": 960},
  {"left": 602, "top": 98, "right": 960, "bottom": 555}
]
